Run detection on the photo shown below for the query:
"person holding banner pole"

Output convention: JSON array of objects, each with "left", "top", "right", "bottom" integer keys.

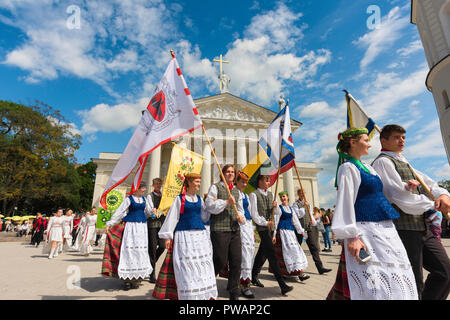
[
  {"left": 104, "top": 182, "right": 154, "bottom": 290},
  {"left": 206, "top": 164, "right": 245, "bottom": 300}
]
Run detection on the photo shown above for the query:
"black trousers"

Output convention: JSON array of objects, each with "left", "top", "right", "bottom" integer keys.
[
  {"left": 252, "top": 229, "right": 286, "bottom": 287},
  {"left": 397, "top": 226, "right": 450, "bottom": 300},
  {"left": 296, "top": 227, "right": 324, "bottom": 271},
  {"left": 147, "top": 227, "right": 165, "bottom": 273},
  {"left": 210, "top": 230, "right": 242, "bottom": 296}
]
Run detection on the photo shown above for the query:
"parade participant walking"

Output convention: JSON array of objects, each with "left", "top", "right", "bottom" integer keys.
[
  {"left": 30, "top": 213, "right": 44, "bottom": 247},
  {"left": 103, "top": 182, "right": 153, "bottom": 290},
  {"left": 79, "top": 210, "right": 97, "bottom": 256},
  {"left": 250, "top": 173, "right": 294, "bottom": 296},
  {"left": 147, "top": 177, "right": 166, "bottom": 284},
  {"left": 71, "top": 214, "right": 81, "bottom": 247},
  {"left": 272, "top": 191, "right": 309, "bottom": 281},
  {"left": 42, "top": 209, "right": 64, "bottom": 259},
  {"left": 293, "top": 189, "right": 332, "bottom": 275},
  {"left": 206, "top": 164, "right": 245, "bottom": 300},
  {"left": 327, "top": 127, "right": 417, "bottom": 300},
  {"left": 72, "top": 213, "right": 85, "bottom": 250},
  {"left": 155, "top": 173, "right": 217, "bottom": 300},
  {"left": 235, "top": 171, "right": 256, "bottom": 299},
  {"left": 62, "top": 209, "right": 74, "bottom": 252},
  {"left": 371, "top": 124, "right": 450, "bottom": 300}
]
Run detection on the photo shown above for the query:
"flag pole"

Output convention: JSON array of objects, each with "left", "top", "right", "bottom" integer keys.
[
  {"left": 293, "top": 161, "right": 315, "bottom": 225},
  {"left": 270, "top": 142, "right": 283, "bottom": 229}
]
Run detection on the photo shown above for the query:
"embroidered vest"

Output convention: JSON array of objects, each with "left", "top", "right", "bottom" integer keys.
[
  {"left": 278, "top": 206, "right": 294, "bottom": 231},
  {"left": 210, "top": 183, "right": 241, "bottom": 232},
  {"left": 350, "top": 162, "right": 400, "bottom": 222},
  {"left": 122, "top": 196, "right": 147, "bottom": 223},
  {"left": 242, "top": 193, "right": 252, "bottom": 220},
  {"left": 373, "top": 154, "right": 427, "bottom": 231},
  {"left": 253, "top": 189, "right": 273, "bottom": 232},
  {"left": 296, "top": 200, "right": 312, "bottom": 231},
  {"left": 174, "top": 195, "right": 205, "bottom": 231}
]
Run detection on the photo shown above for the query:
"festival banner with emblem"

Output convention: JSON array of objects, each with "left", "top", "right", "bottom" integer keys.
[
  {"left": 96, "top": 189, "right": 126, "bottom": 229},
  {"left": 158, "top": 144, "right": 204, "bottom": 215}
]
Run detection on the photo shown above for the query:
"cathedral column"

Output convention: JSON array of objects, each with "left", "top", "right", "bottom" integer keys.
[
  {"left": 236, "top": 137, "right": 247, "bottom": 171},
  {"left": 201, "top": 139, "right": 212, "bottom": 196},
  {"left": 283, "top": 167, "right": 295, "bottom": 202},
  {"left": 148, "top": 145, "right": 161, "bottom": 184}
]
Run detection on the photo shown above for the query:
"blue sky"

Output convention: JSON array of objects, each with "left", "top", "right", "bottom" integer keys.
[{"left": 0, "top": 0, "right": 449, "bottom": 207}]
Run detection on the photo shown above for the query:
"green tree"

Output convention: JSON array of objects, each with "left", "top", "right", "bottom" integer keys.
[
  {"left": 438, "top": 179, "right": 450, "bottom": 193},
  {"left": 76, "top": 161, "right": 97, "bottom": 210},
  {"left": 0, "top": 100, "right": 81, "bottom": 216}
]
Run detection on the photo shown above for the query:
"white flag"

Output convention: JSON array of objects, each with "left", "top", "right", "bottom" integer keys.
[
  {"left": 100, "top": 54, "right": 203, "bottom": 209},
  {"left": 345, "top": 91, "right": 377, "bottom": 140}
]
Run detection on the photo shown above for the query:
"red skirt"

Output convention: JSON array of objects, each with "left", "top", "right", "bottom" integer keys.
[
  {"left": 326, "top": 245, "right": 350, "bottom": 300},
  {"left": 268, "top": 231, "right": 303, "bottom": 276},
  {"left": 152, "top": 242, "right": 178, "bottom": 300},
  {"left": 101, "top": 222, "right": 125, "bottom": 278}
]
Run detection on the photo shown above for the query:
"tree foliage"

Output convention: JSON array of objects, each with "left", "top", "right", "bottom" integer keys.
[
  {"left": 0, "top": 100, "right": 83, "bottom": 215},
  {"left": 439, "top": 179, "right": 450, "bottom": 193}
]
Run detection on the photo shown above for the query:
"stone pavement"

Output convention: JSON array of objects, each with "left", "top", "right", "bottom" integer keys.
[{"left": 0, "top": 235, "right": 449, "bottom": 300}]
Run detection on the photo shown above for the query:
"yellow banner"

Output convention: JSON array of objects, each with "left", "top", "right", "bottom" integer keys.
[{"left": 158, "top": 143, "right": 204, "bottom": 215}]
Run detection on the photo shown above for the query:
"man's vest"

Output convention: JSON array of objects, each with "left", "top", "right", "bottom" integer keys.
[
  {"left": 372, "top": 154, "right": 427, "bottom": 231},
  {"left": 296, "top": 200, "right": 312, "bottom": 232},
  {"left": 210, "top": 183, "right": 241, "bottom": 232},
  {"left": 253, "top": 189, "right": 274, "bottom": 232},
  {"left": 147, "top": 192, "right": 165, "bottom": 229}
]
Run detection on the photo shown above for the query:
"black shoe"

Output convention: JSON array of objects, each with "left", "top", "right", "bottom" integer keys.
[
  {"left": 229, "top": 293, "right": 239, "bottom": 300},
  {"left": 318, "top": 267, "right": 332, "bottom": 274},
  {"left": 251, "top": 278, "right": 264, "bottom": 288},
  {"left": 280, "top": 284, "right": 294, "bottom": 296},
  {"left": 241, "top": 288, "right": 255, "bottom": 299},
  {"left": 124, "top": 282, "right": 132, "bottom": 291},
  {"left": 149, "top": 272, "right": 156, "bottom": 284},
  {"left": 322, "top": 248, "right": 328, "bottom": 252},
  {"left": 326, "top": 249, "right": 332, "bottom": 252},
  {"left": 299, "top": 275, "right": 310, "bottom": 281},
  {"left": 131, "top": 281, "right": 140, "bottom": 289}
]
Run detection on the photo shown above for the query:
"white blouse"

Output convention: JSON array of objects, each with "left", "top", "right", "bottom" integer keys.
[
  {"left": 158, "top": 194, "right": 209, "bottom": 240},
  {"left": 331, "top": 161, "right": 382, "bottom": 239},
  {"left": 372, "top": 151, "right": 450, "bottom": 215},
  {"left": 106, "top": 195, "right": 154, "bottom": 227},
  {"left": 273, "top": 205, "right": 305, "bottom": 234},
  {"left": 292, "top": 201, "right": 316, "bottom": 226}
]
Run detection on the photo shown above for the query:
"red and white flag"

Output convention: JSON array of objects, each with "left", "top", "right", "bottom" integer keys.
[{"left": 100, "top": 53, "right": 203, "bottom": 209}]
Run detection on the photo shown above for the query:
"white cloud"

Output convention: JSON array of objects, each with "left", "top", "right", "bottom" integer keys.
[
  {"left": 397, "top": 40, "right": 423, "bottom": 57},
  {"left": 353, "top": 6, "right": 410, "bottom": 74}
]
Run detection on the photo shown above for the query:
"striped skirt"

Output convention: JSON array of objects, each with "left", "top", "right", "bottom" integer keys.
[
  {"left": 152, "top": 242, "right": 178, "bottom": 300},
  {"left": 101, "top": 222, "right": 125, "bottom": 278},
  {"left": 326, "top": 245, "right": 350, "bottom": 300},
  {"left": 269, "top": 230, "right": 307, "bottom": 275}
]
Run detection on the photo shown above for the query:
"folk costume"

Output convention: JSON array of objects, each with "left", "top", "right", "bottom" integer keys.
[
  {"left": 156, "top": 173, "right": 217, "bottom": 300},
  {"left": 327, "top": 128, "right": 418, "bottom": 300},
  {"left": 147, "top": 190, "right": 166, "bottom": 283},
  {"left": 249, "top": 183, "right": 293, "bottom": 295},
  {"left": 272, "top": 193, "right": 309, "bottom": 279},
  {"left": 72, "top": 215, "right": 86, "bottom": 251},
  {"left": 79, "top": 214, "right": 97, "bottom": 256},
  {"left": 30, "top": 216, "right": 45, "bottom": 246},
  {"left": 372, "top": 150, "right": 450, "bottom": 300},
  {"left": 103, "top": 193, "right": 153, "bottom": 285},
  {"left": 42, "top": 215, "right": 64, "bottom": 259},
  {"left": 206, "top": 179, "right": 244, "bottom": 300},
  {"left": 62, "top": 215, "right": 74, "bottom": 251}
]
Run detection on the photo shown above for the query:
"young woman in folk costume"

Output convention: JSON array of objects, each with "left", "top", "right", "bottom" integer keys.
[
  {"left": 72, "top": 212, "right": 86, "bottom": 251},
  {"left": 62, "top": 209, "right": 74, "bottom": 252},
  {"left": 153, "top": 173, "right": 217, "bottom": 300},
  {"left": 30, "top": 212, "right": 45, "bottom": 247},
  {"left": 79, "top": 209, "right": 98, "bottom": 256},
  {"left": 42, "top": 209, "right": 64, "bottom": 259},
  {"left": 102, "top": 182, "right": 154, "bottom": 290},
  {"left": 327, "top": 128, "right": 418, "bottom": 300},
  {"left": 271, "top": 191, "right": 310, "bottom": 282}
]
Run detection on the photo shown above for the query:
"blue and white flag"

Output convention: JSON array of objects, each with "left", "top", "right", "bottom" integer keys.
[
  {"left": 259, "top": 104, "right": 295, "bottom": 174},
  {"left": 345, "top": 90, "right": 377, "bottom": 140}
]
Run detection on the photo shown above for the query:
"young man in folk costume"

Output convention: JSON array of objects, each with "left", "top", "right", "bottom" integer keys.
[
  {"left": 30, "top": 212, "right": 45, "bottom": 247},
  {"left": 292, "top": 189, "right": 332, "bottom": 275},
  {"left": 102, "top": 182, "right": 154, "bottom": 290},
  {"left": 249, "top": 172, "right": 294, "bottom": 296},
  {"left": 153, "top": 173, "right": 217, "bottom": 300},
  {"left": 147, "top": 177, "right": 166, "bottom": 283},
  {"left": 272, "top": 191, "right": 310, "bottom": 282},
  {"left": 371, "top": 124, "right": 450, "bottom": 300},
  {"left": 205, "top": 164, "right": 245, "bottom": 300}
]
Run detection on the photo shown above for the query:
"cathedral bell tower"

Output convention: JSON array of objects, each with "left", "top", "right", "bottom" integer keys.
[{"left": 411, "top": 0, "right": 450, "bottom": 163}]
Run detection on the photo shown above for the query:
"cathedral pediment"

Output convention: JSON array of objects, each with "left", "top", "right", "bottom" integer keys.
[{"left": 194, "top": 92, "right": 302, "bottom": 130}]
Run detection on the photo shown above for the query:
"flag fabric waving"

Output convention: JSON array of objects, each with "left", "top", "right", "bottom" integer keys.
[
  {"left": 258, "top": 104, "right": 296, "bottom": 173},
  {"left": 100, "top": 53, "right": 203, "bottom": 209},
  {"left": 345, "top": 90, "right": 377, "bottom": 140}
]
